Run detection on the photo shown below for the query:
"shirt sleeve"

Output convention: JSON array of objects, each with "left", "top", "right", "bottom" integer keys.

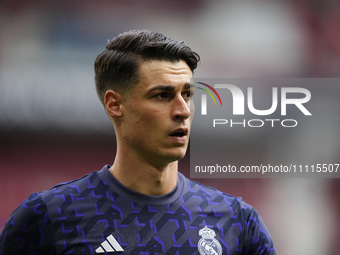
[
  {"left": 242, "top": 204, "right": 277, "bottom": 255},
  {"left": 0, "top": 193, "right": 57, "bottom": 255}
]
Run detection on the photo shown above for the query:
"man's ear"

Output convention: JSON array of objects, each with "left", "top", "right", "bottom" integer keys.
[{"left": 104, "top": 90, "right": 123, "bottom": 119}]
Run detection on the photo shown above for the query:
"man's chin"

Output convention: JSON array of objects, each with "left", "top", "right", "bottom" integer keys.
[{"left": 165, "top": 147, "right": 188, "bottom": 162}]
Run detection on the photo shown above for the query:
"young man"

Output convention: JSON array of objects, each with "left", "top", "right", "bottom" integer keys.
[{"left": 0, "top": 30, "right": 277, "bottom": 254}]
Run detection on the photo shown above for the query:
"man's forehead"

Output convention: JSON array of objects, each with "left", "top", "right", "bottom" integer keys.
[{"left": 137, "top": 60, "right": 192, "bottom": 88}]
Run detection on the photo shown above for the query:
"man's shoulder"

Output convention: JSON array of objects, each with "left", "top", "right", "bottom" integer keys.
[
  {"left": 0, "top": 167, "right": 110, "bottom": 254},
  {"left": 27, "top": 167, "right": 105, "bottom": 203},
  {"left": 7, "top": 167, "right": 104, "bottom": 221},
  {"left": 181, "top": 173, "right": 244, "bottom": 201},
  {"left": 180, "top": 173, "right": 253, "bottom": 215}
]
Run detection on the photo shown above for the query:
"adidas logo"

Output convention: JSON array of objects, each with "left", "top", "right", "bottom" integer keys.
[{"left": 95, "top": 234, "right": 124, "bottom": 253}]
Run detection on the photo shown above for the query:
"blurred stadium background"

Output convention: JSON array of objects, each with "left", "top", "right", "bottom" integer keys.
[{"left": 1, "top": 0, "right": 340, "bottom": 254}]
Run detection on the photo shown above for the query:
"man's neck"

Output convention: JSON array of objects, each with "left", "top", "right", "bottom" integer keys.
[{"left": 109, "top": 150, "right": 178, "bottom": 196}]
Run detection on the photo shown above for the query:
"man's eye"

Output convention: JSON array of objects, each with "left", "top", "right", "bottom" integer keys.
[
  {"left": 155, "top": 93, "right": 168, "bottom": 99},
  {"left": 183, "top": 91, "right": 193, "bottom": 99}
]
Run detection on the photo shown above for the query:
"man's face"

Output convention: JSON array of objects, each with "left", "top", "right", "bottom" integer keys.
[{"left": 120, "top": 60, "right": 194, "bottom": 167}]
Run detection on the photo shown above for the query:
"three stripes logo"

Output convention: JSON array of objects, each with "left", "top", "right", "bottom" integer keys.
[
  {"left": 95, "top": 234, "right": 124, "bottom": 253},
  {"left": 196, "top": 82, "right": 222, "bottom": 115}
]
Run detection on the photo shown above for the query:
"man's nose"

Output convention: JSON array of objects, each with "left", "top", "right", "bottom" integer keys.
[{"left": 171, "top": 95, "right": 191, "bottom": 120}]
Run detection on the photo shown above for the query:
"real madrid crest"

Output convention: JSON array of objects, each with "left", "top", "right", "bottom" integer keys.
[{"left": 197, "top": 226, "right": 222, "bottom": 255}]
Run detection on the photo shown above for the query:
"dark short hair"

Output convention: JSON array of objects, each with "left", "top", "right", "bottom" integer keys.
[{"left": 94, "top": 29, "right": 200, "bottom": 104}]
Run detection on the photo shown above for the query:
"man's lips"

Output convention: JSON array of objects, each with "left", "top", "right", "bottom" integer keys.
[{"left": 169, "top": 128, "right": 188, "bottom": 137}]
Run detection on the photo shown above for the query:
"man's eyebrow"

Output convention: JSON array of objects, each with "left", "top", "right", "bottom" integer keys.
[
  {"left": 184, "top": 83, "right": 195, "bottom": 89},
  {"left": 148, "top": 83, "right": 195, "bottom": 93},
  {"left": 148, "top": 85, "right": 176, "bottom": 93}
]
